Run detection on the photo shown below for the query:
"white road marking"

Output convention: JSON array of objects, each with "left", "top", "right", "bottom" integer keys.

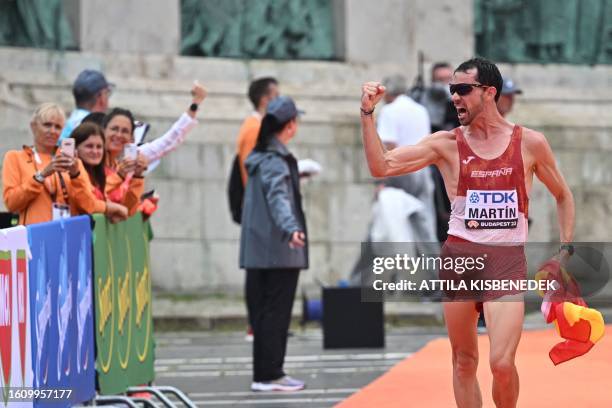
[
  {"left": 192, "top": 397, "right": 344, "bottom": 405},
  {"left": 157, "top": 365, "right": 396, "bottom": 378},
  {"left": 189, "top": 388, "right": 358, "bottom": 398},
  {"left": 155, "top": 352, "right": 411, "bottom": 366}
]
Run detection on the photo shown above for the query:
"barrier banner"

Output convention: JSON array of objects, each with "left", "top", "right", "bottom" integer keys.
[
  {"left": 0, "top": 226, "right": 32, "bottom": 408},
  {"left": 93, "top": 215, "right": 154, "bottom": 395},
  {"left": 27, "top": 216, "right": 95, "bottom": 407}
]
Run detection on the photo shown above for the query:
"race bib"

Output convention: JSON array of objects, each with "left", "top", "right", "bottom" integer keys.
[
  {"left": 52, "top": 203, "right": 71, "bottom": 221},
  {"left": 465, "top": 189, "right": 518, "bottom": 229}
]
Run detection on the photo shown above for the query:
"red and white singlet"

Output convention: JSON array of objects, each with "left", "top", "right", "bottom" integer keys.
[{"left": 447, "top": 125, "right": 529, "bottom": 244}]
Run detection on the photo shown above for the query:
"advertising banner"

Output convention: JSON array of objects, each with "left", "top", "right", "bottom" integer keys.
[
  {"left": 27, "top": 216, "right": 95, "bottom": 407},
  {"left": 0, "top": 226, "right": 32, "bottom": 408},
  {"left": 93, "top": 215, "right": 154, "bottom": 395}
]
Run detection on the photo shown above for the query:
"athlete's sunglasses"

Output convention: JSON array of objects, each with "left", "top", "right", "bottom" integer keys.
[{"left": 449, "top": 83, "right": 489, "bottom": 96}]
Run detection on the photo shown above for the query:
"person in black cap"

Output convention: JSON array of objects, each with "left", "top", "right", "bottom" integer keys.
[
  {"left": 240, "top": 96, "right": 308, "bottom": 392},
  {"left": 497, "top": 77, "right": 522, "bottom": 117},
  {"left": 59, "top": 69, "right": 114, "bottom": 141}
]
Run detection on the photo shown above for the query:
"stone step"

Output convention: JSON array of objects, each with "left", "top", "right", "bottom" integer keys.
[
  {"left": 0, "top": 47, "right": 387, "bottom": 93},
  {"left": 0, "top": 117, "right": 362, "bottom": 152},
  {"left": 5, "top": 80, "right": 612, "bottom": 129},
  {"left": 5, "top": 87, "right": 359, "bottom": 123},
  {"left": 1, "top": 47, "right": 611, "bottom": 94}
]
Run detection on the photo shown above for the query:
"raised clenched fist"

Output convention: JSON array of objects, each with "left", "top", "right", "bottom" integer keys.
[
  {"left": 191, "top": 80, "right": 207, "bottom": 104},
  {"left": 361, "top": 81, "right": 386, "bottom": 112}
]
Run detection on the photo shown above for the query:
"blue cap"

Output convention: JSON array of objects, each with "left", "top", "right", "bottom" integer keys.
[
  {"left": 266, "top": 96, "right": 304, "bottom": 123},
  {"left": 73, "top": 69, "right": 113, "bottom": 97},
  {"left": 501, "top": 78, "right": 522, "bottom": 95}
]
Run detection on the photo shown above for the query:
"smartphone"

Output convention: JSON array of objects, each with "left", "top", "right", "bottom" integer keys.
[
  {"left": 123, "top": 143, "right": 138, "bottom": 161},
  {"left": 141, "top": 189, "right": 156, "bottom": 200},
  {"left": 133, "top": 121, "right": 150, "bottom": 145},
  {"left": 61, "top": 138, "right": 75, "bottom": 157}
]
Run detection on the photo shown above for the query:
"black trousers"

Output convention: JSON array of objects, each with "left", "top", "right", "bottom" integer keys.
[{"left": 246, "top": 268, "right": 300, "bottom": 382}]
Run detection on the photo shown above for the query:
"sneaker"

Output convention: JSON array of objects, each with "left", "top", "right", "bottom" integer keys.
[{"left": 251, "top": 376, "right": 306, "bottom": 392}]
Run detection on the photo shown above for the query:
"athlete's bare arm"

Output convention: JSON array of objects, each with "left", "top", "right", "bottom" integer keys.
[
  {"left": 361, "top": 81, "right": 448, "bottom": 178},
  {"left": 524, "top": 129, "right": 575, "bottom": 243}
]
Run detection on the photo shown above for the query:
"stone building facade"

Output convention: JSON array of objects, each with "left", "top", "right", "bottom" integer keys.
[{"left": 0, "top": 0, "right": 611, "bottom": 295}]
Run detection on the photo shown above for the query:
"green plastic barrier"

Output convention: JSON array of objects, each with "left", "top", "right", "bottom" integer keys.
[{"left": 93, "top": 215, "right": 155, "bottom": 395}]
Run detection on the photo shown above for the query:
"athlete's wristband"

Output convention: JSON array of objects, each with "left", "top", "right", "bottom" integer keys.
[{"left": 360, "top": 107, "right": 375, "bottom": 116}]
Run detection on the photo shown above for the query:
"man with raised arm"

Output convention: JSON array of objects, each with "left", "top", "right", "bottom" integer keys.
[{"left": 360, "top": 57, "right": 575, "bottom": 408}]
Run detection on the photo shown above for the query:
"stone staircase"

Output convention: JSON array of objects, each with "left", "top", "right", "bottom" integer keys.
[{"left": 1, "top": 47, "right": 612, "bottom": 301}]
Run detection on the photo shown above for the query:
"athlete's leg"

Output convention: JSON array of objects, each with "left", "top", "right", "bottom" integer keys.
[
  {"left": 483, "top": 297, "right": 524, "bottom": 408},
  {"left": 443, "top": 301, "right": 482, "bottom": 408}
]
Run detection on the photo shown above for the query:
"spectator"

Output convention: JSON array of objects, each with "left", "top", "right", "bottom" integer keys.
[
  {"left": 431, "top": 62, "right": 454, "bottom": 84},
  {"left": 497, "top": 77, "right": 522, "bottom": 117},
  {"left": 237, "top": 77, "right": 279, "bottom": 185},
  {"left": 102, "top": 82, "right": 207, "bottom": 214},
  {"left": 59, "top": 69, "right": 113, "bottom": 142},
  {"left": 2, "top": 103, "right": 125, "bottom": 225},
  {"left": 82, "top": 111, "right": 106, "bottom": 127},
  {"left": 102, "top": 108, "right": 148, "bottom": 215},
  {"left": 240, "top": 96, "right": 307, "bottom": 392},
  {"left": 377, "top": 75, "right": 437, "bottom": 239},
  {"left": 104, "top": 82, "right": 207, "bottom": 165},
  {"left": 73, "top": 122, "right": 108, "bottom": 200},
  {"left": 72, "top": 122, "right": 128, "bottom": 222},
  {"left": 230, "top": 77, "right": 279, "bottom": 340},
  {"left": 420, "top": 62, "right": 460, "bottom": 242},
  {"left": 378, "top": 75, "right": 431, "bottom": 149}
]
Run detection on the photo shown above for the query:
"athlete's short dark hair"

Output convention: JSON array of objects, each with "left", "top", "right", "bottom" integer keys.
[
  {"left": 248, "top": 77, "right": 278, "bottom": 110},
  {"left": 455, "top": 58, "right": 503, "bottom": 102}
]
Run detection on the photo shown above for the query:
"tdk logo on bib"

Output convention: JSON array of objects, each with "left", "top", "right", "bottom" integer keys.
[
  {"left": 465, "top": 189, "right": 519, "bottom": 229},
  {"left": 469, "top": 191, "right": 515, "bottom": 204}
]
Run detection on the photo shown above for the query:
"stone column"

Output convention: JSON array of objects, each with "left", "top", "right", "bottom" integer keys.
[
  {"left": 77, "top": 0, "right": 180, "bottom": 54},
  {"left": 342, "top": 0, "right": 474, "bottom": 68}
]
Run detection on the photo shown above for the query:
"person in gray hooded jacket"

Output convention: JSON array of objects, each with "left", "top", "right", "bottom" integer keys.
[{"left": 239, "top": 96, "right": 308, "bottom": 392}]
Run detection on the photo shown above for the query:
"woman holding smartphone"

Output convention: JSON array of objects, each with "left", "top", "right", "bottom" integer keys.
[
  {"left": 240, "top": 96, "right": 308, "bottom": 392},
  {"left": 2, "top": 103, "right": 126, "bottom": 225},
  {"left": 102, "top": 108, "right": 148, "bottom": 215},
  {"left": 101, "top": 81, "right": 207, "bottom": 213}
]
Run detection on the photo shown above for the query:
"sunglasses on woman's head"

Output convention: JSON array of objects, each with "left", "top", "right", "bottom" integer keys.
[{"left": 449, "top": 83, "right": 489, "bottom": 96}]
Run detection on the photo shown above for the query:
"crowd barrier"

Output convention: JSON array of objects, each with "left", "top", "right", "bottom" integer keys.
[
  {"left": 0, "top": 214, "right": 155, "bottom": 407},
  {"left": 92, "top": 214, "right": 154, "bottom": 395},
  {"left": 0, "top": 226, "right": 32, "bottom": 408}
]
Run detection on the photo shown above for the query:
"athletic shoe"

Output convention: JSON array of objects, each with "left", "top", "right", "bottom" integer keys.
[{"left": 251, "top": 376, "right": 306, "bottom": 392}]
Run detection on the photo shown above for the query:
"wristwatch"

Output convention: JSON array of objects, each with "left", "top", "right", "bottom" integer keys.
[
  {"left": 559, "top": 244, "right": 574, "bottom": 256},
  {"left": 189, "top": 102, "right": 199, "bottom": 113},
  {"left": 33, "top": 171, "right": 45, "bottom": 184}
]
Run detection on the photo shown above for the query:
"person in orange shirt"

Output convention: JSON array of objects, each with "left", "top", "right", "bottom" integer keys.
[
  {"left": 102, "top": 108, "right": 148, "bottom": 215},
  {"left": 73, "top": 122, "right": 108, "bottom": 200},
  {"left": 233, "top": 77, "right": 279, "bottom": 341},
  {"left": 237, "top": 77, "right": 279, "bottom": 185},
  {"left": 2, "top": 103, "right": 127, "bottom": 225},
  {"left": 72, "top": 122, "right": 133, "bottom": 223},
  {"left": 102, "top": 82, "right": 207, "bottom": 215}
]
